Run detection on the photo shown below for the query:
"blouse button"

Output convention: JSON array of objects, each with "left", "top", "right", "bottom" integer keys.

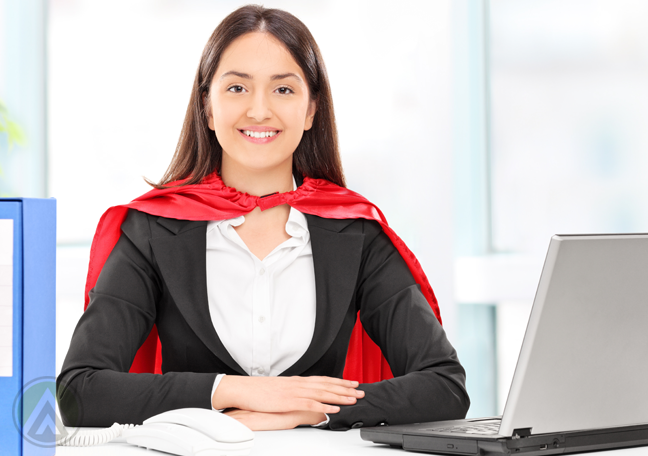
[
  {"left": 259, "top": 269, "right": 266, "bottom": 275},
  {"left": 258, "top": 316, "right": 266, "bottom": 323},
  {"left": 257, "top": 367, "right": 265, "bottom": 375}
]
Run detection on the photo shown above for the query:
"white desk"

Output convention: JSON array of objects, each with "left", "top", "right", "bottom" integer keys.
[{"left": 55, "top": 428, "right": 648, "bottom": 456}]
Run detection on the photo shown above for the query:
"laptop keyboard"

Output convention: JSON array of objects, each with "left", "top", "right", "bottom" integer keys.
[{"left": 424, "top": 421, "right": 501, "bottom": 435}]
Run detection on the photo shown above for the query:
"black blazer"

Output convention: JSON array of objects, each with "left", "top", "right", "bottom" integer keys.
[{"left": 57, "top": 208, "right": 469, "bottom": 430}]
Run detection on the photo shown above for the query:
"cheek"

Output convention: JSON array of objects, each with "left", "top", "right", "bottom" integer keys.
[
  {"left": 278, "top": 104, "right": 310, "bottom": 132},
  {"left": 211, "top": 98, "right": 241, "bottom": 131}
]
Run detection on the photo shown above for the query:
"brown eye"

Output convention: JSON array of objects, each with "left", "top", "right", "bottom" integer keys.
[
  {"left": 276, "top": 87, "right": 294, "bottom": 95},
  {"left": 228, "top": 85, "right": 245, "bottom": 93}
]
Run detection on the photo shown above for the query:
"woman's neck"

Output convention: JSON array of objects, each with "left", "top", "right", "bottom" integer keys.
[
  {"left": 220, "top": 161, "right": 293, "bottom": 196},
  {"left": 220, "top": 158, "right": 294, "bottom": 260}
]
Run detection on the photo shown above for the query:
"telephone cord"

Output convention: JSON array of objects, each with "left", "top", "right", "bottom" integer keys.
[{"left": 58, "top": 423, "right": 136, "bottom": 446}]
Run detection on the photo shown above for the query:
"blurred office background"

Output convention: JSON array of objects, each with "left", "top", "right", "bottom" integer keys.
[{"left": 2, "top": 0, "right": 648, "bottom": 418}]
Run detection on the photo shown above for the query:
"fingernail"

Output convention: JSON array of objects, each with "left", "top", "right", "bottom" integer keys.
[
  {"left": 357, "top": 390, "right": 365, "bottom": 397},
  {"left": 347, "top": 396, "right": 356, "bottom": 402}
]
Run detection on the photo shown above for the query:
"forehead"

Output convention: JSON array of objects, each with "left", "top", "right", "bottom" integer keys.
[{"left": 216, "top": 32, "right": 305, "bottom": 80}]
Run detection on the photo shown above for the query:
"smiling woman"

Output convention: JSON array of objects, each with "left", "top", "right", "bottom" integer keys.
[{"left": 56, "top": 4, "right": 469, "bottom": 432}]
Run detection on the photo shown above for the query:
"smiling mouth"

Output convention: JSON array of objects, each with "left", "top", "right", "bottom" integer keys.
[{"left": 240, "top": 130, "right": 280, "bottom": 138}]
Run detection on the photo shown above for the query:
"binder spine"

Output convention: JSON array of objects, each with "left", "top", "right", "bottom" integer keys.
[
  {"left": 0, "top": 198, "right": 55, "bottom": 456},
  {"left": 0, "top": 202, "right": 24, "bottom": 456}
]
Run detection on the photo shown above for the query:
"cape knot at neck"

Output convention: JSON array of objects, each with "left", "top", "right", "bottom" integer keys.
[{"left": 257, "top": 191, "right": 292, "bottom": 211}]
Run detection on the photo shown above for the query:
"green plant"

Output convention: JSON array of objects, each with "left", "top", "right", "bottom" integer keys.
[{"left": 0, "top": 99, "right": 27, "bottom": 178}]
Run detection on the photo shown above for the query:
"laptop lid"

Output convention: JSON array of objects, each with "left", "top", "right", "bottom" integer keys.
[{"left": 499, "top": 234, "right": 648, "bottom": 436}]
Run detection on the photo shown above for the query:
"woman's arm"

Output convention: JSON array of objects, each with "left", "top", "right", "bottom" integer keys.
[
  {"left": 56, "top": 210, "right": 218, "bottom": 426},
  {"left": 328, "top": 220, "right": 470, "bottom": 430}
]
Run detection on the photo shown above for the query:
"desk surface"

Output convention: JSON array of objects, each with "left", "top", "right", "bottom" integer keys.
[{"left": 55, "top": 427, "right": 648, "bottom": 456}]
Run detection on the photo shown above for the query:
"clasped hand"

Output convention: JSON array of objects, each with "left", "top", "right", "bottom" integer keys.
[{"left": 212, "top": 375, "right": 364, "bottom": 430}]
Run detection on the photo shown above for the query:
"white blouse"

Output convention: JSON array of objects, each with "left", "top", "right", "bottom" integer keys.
[{"left": 206, "top": 206, "right": 316, "bottom": 375}]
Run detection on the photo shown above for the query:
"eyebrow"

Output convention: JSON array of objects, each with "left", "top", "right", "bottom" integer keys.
[
  {"left": 219, "top": 71, "right": 304, "bottom": 83},
  {"left": 220, "top": 71, "right": 251, "bottom": 80},
  {"left": 271, "top": 73, "right": 303, "bottom": 83}
]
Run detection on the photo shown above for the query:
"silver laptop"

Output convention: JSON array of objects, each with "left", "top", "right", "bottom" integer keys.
[{"left": 362, "top": 234, "right": 648, "bottom": 455}]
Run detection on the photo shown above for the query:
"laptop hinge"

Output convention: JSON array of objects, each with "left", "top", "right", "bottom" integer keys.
[{"left": 512, "top": 428, "right": 532, "bottom": 439}]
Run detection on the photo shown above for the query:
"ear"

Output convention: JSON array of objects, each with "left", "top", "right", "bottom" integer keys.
[
  {"left": 303, "top": 99, "right": 317, "bottom": 131},
  {"left": 203, "top": 92, "right": 215, "bottom": 131}
]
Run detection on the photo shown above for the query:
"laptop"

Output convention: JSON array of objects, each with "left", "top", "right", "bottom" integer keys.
[{"left": 361, "top": 234, "right": 648, "bottom": 455}]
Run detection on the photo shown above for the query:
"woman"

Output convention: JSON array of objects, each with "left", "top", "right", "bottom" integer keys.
[{"left": 57, "top": 5, "right": 469, "bottom": 431}]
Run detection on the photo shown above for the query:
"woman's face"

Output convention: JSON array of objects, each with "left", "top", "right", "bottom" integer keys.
[{"left": 206, "top": 32, "right": 316, "bottom": 175}]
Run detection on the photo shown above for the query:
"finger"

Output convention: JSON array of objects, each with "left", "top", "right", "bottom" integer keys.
[
  {"left": 226, "top": 411, "right": 287, "bottom": 431},
  {"left": 296, "top": 398, "right": 341, "bottom": 415},
  {"left": 299, "top": 388, "right": 360, "bottom": 406},
  {"left": 300, "top": 382, "right": 365, "bottom": 398},
  {"left": 302, "top": 376, "right": 360, "bottom": 388},
  {"left": 325, "top": 384, "right": 365, "bottom": 398}
]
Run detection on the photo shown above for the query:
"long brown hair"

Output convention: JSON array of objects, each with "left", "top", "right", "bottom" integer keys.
[{"left": 152, "top": 5, "right": 345, "bottom": 188}]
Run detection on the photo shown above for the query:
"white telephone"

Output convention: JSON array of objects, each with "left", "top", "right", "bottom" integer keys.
[{"left": 58, "top": 408, "right": 254, "bottom": 456}]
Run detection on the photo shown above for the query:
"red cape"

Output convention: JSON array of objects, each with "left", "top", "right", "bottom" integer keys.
[{"left": 84, "top": 173, "right": 441, "bottom": 383}]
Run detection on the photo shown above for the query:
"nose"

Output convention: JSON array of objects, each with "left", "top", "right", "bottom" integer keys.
[{"left": 246, "top": 92, "right": 272, "bottom": 122}]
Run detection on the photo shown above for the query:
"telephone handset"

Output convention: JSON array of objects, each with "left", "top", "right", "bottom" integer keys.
[
  {"left": 126, "top": 408, "right": 254, "bottom": 455},
  {"left": 58, "top": 408, "right": 254, "bottom": 456}
]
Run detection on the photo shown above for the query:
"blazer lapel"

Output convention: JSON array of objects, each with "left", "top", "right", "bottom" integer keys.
[
  {"left": 149, "top": 217, "right": 247, "bottom": 376},
  {"left": 281, "top": 214, "right": 364, "bottom": 376}
]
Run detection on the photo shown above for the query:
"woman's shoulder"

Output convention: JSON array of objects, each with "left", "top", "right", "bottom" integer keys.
[
  {"left": 302, "top": 213, "right": 383, "bottom": 243},
  {"left": 121, "top": 208, "right": 208, "bottom": 241}
]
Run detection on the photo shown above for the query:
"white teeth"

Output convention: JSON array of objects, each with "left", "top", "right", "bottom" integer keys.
[{"left": 243, "top": 130, "right": 278, "bottom": 138}]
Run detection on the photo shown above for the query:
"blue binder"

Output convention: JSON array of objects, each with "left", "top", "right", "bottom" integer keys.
[{"left": 0, "top": 198, "right": 56, "bottom": 456}]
